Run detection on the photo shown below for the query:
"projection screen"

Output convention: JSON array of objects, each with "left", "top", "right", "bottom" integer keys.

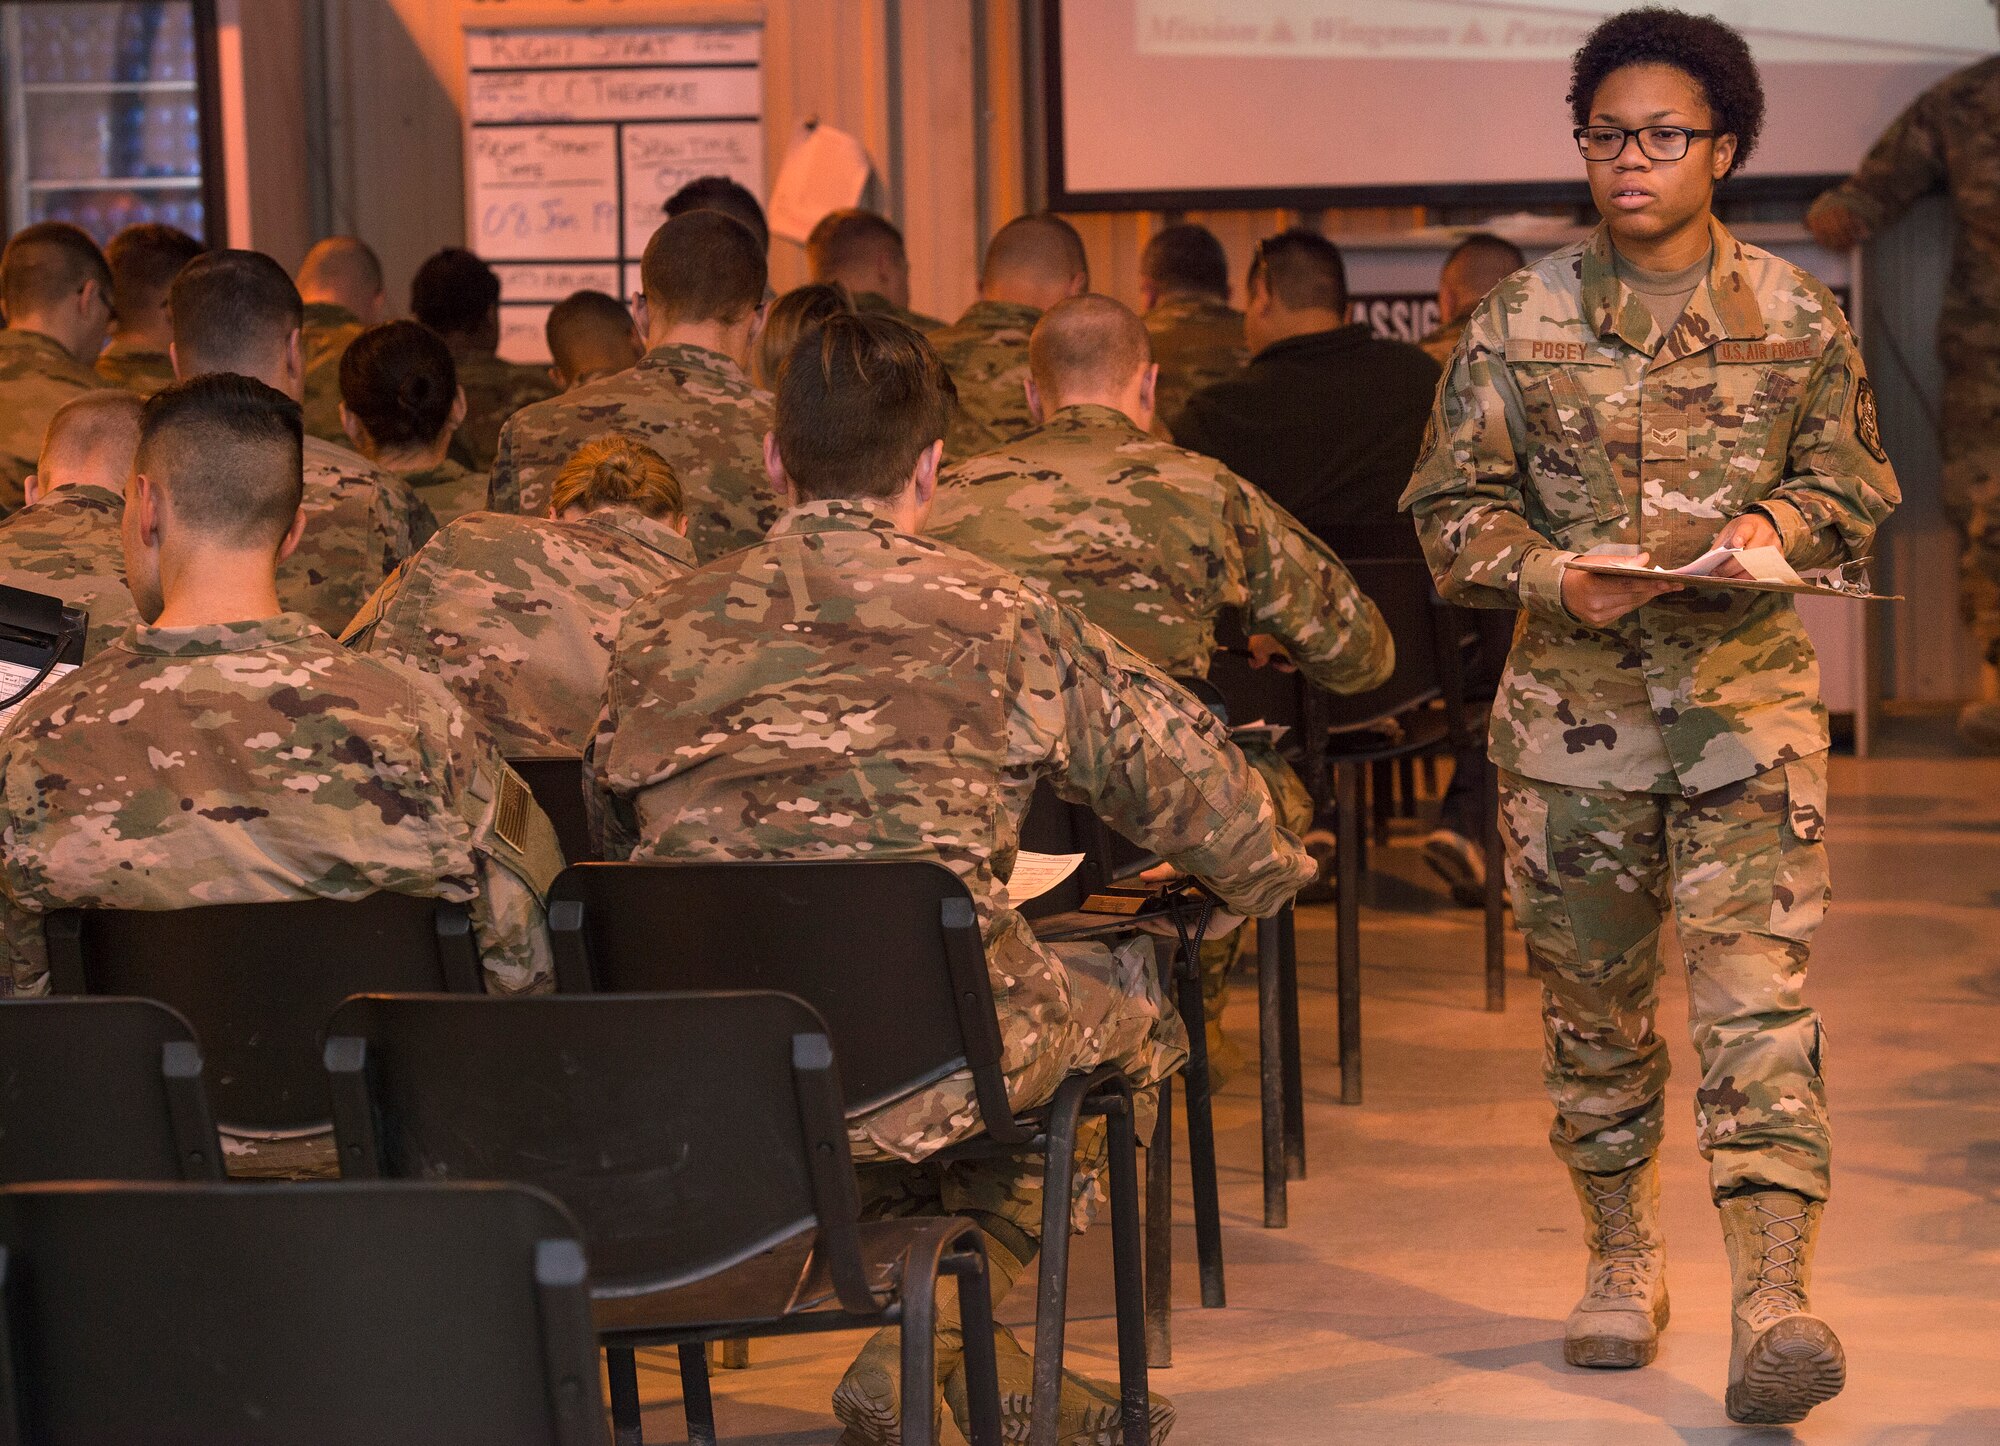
[{"left": 1045, "top": 0, "right": 1996, "bottom": 208}]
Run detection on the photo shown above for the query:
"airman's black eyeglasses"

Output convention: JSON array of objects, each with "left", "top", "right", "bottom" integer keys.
[{"left": 1575, "top": 126, "right": 1718, "bottom": 163}]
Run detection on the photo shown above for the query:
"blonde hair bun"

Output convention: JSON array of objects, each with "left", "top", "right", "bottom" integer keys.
[{"left": 550, "top": 433, "right": 685, "bottom": 521}]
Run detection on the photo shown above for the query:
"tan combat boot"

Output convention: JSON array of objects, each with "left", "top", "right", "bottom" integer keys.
[
  {"left": 1565, "top": 1162, "right": 1670, "bottom": 1368},
  {"left": 943, "top": 1322, "right": 1176, "bottom": 1445},
  {"left": 1720, "top": 1191, "right": 1845, "bottom": 1425}
]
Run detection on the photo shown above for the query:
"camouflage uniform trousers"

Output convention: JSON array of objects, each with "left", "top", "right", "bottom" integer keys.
[
  {"left": 1498, "top": 756, "right": 1832, "bottom": 1203},
  {"left": 1940, "top": 342, "right": 2000, "bottom": 662},
  {"left": 1197, "top": 738, "right": 1315, "bottom": 1028},
  {"left": 856, "top": 933, "right": 1182, "bottom": 1254}
]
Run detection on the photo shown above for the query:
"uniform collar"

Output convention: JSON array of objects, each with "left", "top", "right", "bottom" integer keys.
[
  {"left": 301, "top": 301, "right": 360, "bottom": 328},
  {"left": 638, "top": 342, "right": 749, "bottom": 384},
  {"left": 1582, "top": 217, "right": 1766, "bottom": 361},
  {"left": 954, "top": 299, "right": 1043, "bottom": 332},
  {"left": 401, "top": 458, "right": 470, "bottom": 486},
  {"left": 118, "top": 612, "right": 326, "bottom": 657},
  {"left": 1147, "top": 293, "right": 1233, "bottom": 319},
  {"left": 580, "top": 506, "right": 698, "bottom": 567},
  {"left": 100, "top": 334, "right": 169, "bottom": 360},
  {"left": 29, "top": 480, "right": 124, "bottom": 511},
  {"left": 1042, "top": 402, "right": 1145, "bottom": 437},
  {"left": 0, "top": 327, "right": 87, "bottom": 369},
  {"left": 767, "top": 497, "right": 905, "bottom": 539}
]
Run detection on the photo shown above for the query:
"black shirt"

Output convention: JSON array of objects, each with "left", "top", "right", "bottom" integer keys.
[{"left": 1170, "top": 323, "right": 1441, "bottom": 560}]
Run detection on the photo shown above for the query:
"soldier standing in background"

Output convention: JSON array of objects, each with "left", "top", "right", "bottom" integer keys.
[
  {"left": 295, "top": 236, "right": 386, "bottom": 445},
  {"left": 96, "top": 222, "right": 203, "bottom": 398},
  {"left": 0, "top": 390, "right": 143, "bottom": 655},
  {"left": 410, "top": 247, "right": 558, "bottom": 473},
  {"left": 1139, "top": 222, "right": 1247, "bottom": 434},
  {"left": 930, "top": 295, "right": 1392, "bottom": 1075},
  {"left": 595, "top": 313, "right": 1314, "bottom": 1444},
  {"left": 1404, "top": 13, "right": 1897, "bottom": 1424},
  {"left": 0, "top": 222, "right": 113, "bottom": 516},
  {"left": 1806, "top": 13, "right": 2000, "bottom": 751},
  {"left": 930, "top": 213, "right": 1089, "bottom": 462},
  {"left": 170, "top": 250, "right": 434, "bottom": 634},
  {"left": 806, "top": 208, "right": 945, "bottom": 332},
  {"left": 1418, "top": 232, "right": 1527, "bottom": 366},
  {"left": 486, "top": 213, "right": 777, "bottom": 560}
]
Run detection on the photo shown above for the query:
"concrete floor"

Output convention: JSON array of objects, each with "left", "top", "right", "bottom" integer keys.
[{"left": 624, "top": 740, "right": 2000, "bottom": 1443}]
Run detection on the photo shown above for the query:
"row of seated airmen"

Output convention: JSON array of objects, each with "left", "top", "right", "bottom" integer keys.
[{"left": 0, "top": 211, "right": 1397, "bottom": 1444}]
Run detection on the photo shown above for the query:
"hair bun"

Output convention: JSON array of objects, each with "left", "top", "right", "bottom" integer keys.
[{"left": 550, "top": 432, "right": 684, "bottom": 522}]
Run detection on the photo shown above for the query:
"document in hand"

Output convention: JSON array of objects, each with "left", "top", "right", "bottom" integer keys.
[
  {"left": 1568, "top": 545, "right": 1900, "bottom": 600},
  {"left": 1001, "top": 851, "right": 1085, "bottom": 909}
]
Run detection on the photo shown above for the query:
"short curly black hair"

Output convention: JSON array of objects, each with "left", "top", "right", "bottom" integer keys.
[{"left": 1567, "top": 8, "right": 1764, "bottom": 177}]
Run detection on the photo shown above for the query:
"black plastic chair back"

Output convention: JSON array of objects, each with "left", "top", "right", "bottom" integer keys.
[
  {"left": 0, "top": 1179, "right": 606, "bottom": 1446},
  {"left": 1325, "top": 557, "right": 1455, "bottom": 733},
  {"left": 0, "top": 998, "right": 221, "bottom": 1182},
  {"left": 326, "top": 991, "right": 881, "bottom": 1310},
  {"left": 547, "top": 861, "right": 1026, "bottom": 1144},
  {"left": 42, "top": 894, "right": 483, "bottom": 1134},
  {"left": 509, "top": 756, "right": 594, "bottom": 864}
]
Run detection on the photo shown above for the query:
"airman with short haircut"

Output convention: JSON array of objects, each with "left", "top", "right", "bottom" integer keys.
[{"left": 0, "top": 222, "right": 115, "bottom": 515}]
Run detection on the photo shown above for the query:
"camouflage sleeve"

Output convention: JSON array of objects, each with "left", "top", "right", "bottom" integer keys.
[
  {"left": 1016, "top": 590, "right": 1315, "bottom": 917},
  {"left": 1752, "top": 306, "right": 1903, "bottom": 572},
  {"left": 1400, "top": 317, "right": 1577, "bottom": 622},
  {"left": 1229, "top": 479, "right": 1395, "bottom": 694},
  {"left": 487, "top": 418, "right": 522, "bottom": 514},
  {"left": 418, "top": 682, "right": 558, "bottom": 993},
  {"left": 1819, "top": 85, "right": 1948, "bottom": 238},
  {"left": 1, "top": 894, "right": 47, "bottom": 996},
  {"left": 583, "top": 695, "right": 644, "bottom": 863}
]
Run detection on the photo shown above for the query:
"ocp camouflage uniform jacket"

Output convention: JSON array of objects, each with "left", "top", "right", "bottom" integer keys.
[
  {"left": 486, "top": 343, "right": 778, "bottom": 561},
  {"left": 284, "top": 437, "right": 437, "bottom": 635},
  {"left": 930, "top": 403, "right": 1394, "bottom": 693},
  {"left": 0, "top": 612, "right": 563, "bottom": 997},
  {"left": 1401, "top": 220, "right": 1900, "bottom": 797},
  {"left": 450, "top": 346, "right": 560, "bottom": 474},
  {"left": 1814, "top": 55, "right": 2000, "bottom": 376},
  {"left": 0, "top": 329, "right": 110, "bottom": 516},
  {"left": 592, "top": 498, "right": 1314, "bottom": 1160},
  {"left": 0, "top": 481, "right": 138, "bottom": 656},
  {"left": 95, "top": 336, "right": 176, "bottom": 398},
  {"left": 1144, "top": 294, "right": 1247, "bottom": 434},
  {"left": 931, "top": 299, "right": 1041, "bottom": 463},
  {"left": 345, "top": 505, "right": 696, "bottom": 759},
  {"left": 300, "top": 301, "right": 366, "bottom": 445},
  {"left": 854, "top": 289, "right": 946, "bottom": 334}
]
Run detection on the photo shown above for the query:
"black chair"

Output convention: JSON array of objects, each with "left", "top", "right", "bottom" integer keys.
[
  {"left": 43, "top": 894, "right": 483, "bottom": 1136},
  {"left": 1016, "top": 779, "right": 1228, "bottom": 1363},
  {"left": 0, "top": 997, "right": 222, "bottom": 1182},
  {"left": 1209, "top": 561, "right": 1508, "bottom": 1105},
  {"left": 325, "top": 990, "right": 1001, "bottom": 1446},
  {"left": 511, "top": 755, "right": 595, "bottom": 865},
  {"left": 547, "top": 861, "right": 1151, "bottom": 1446},
  {"left": 0, "top": 1178, "right": 607, "bottom": 1446}
]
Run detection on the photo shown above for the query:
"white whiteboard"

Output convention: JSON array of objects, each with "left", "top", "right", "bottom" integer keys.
[{"left": 463, "top": 25, "right": 764, "bottom": 363}]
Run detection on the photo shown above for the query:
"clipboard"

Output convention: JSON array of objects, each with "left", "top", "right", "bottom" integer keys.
[{"left": 1567, "top": 558, "right": 1901, "bottom": 601}]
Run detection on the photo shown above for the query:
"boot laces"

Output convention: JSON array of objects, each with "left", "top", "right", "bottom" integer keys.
[
  {"left": 1585, "top": 1173, "right": 1652, "bottom": 1299},
  {"left": 1743, "top": 1196, "right": 1810, "bottom": 1326}
]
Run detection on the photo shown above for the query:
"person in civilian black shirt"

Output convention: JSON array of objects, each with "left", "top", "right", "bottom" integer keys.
[{"left": 1174, "top": 231, "right": 1496, "bottom": 902}]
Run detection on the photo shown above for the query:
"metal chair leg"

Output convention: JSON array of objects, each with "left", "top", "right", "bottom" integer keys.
[
  {"left": 1278, "top": 903, "right": 1305, "bottom": 1179},
  {"left": 677, "top": 1342, "right": 717, "bottom": 1446},
  {"left": 607, "top": 1346, "right": 644, "bottom": 1446},
  {"left": 1172, "top": 957, "right": 1226, "bottom": 1308},
  {"left": 1098, "top": 1094, "right": 1151, "bottom": 1446},
  {"left": 900, "top": 1258, "right": 939, "bottom": 1446},
  {"left": 1396, "top": 755, "right": 1418, "bottom": 816},
  {"left": 1336, "top": 759, "right": 1364, "bottom": 1106},
  {"left": 1257, "top": 912, "right": 1287, "bottom": 1229},
  {"left": 1370, "top": 759, "right": 1393, "bottom": 845},
  {"left": 707, "top": 1338, "right": 750, "bottom": 1369},
  {"left": 1483, "top": 760, "right": 1507, "bottom": 1013},
  {"left": 1031, "top": 1074, "right": 1091, "bottom": 1446},
  {"left": 1144, "top": 1079, "right": 1173, "bottom": 1369},
  {"left": 948, "top": 1247, "right": 1005, "bottom": 1446}
]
